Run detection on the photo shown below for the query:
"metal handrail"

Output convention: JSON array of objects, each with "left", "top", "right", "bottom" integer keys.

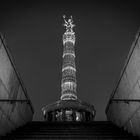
[
  {"left": 106, "top": 98, "right": 140, "bottom": 113},
  {"left": 110, "top": 99, "right": 140, "bottom": 103}
]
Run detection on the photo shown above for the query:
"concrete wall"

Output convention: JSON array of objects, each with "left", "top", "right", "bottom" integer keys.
[
  {"left": 0, "top": 35, "right": 34, "bottom": 136},
  {"left": 106, "top": 28, "right": 140, "bottom": 137}
]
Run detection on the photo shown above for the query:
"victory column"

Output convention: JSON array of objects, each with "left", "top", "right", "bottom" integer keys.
[{"left": 42, "top": 16, "right": 96, "bottom": 122}]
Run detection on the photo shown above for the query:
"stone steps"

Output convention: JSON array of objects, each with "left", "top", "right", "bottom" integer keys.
[{"left": 1, "top": 121, "right": 139, "bottom": 140}]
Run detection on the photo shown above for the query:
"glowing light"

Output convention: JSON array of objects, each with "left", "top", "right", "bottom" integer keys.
[
  {"left": 62, "top": 66, "right": 76, "bottom": 72},
  {"left": 61, "top": 81, "right": 77, "bottom": 92},
  {"left": 63, "top": 15, "right": 76, "bottom": 45},
  {"left": 61, "top": 15, "right": 77, "bottom": 100},
  {"left": 63, "top": 32, "right": 75, "bottom": 45},
  {"left": 76, "top": 112, "right": 81, "bottom": 121},
  {"left": 60, "top": 93, "right": 77, "bottom": 100},
  {"left": 43, "top": 110, "right": 46, "bottom": 115},
  {"left": 63, "top": 52, "right": 75, "bottom": 58}
]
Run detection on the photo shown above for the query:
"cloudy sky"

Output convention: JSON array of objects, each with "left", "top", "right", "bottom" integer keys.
[{"left": 0, "top": 1, "right": 140, "bottom": 121}]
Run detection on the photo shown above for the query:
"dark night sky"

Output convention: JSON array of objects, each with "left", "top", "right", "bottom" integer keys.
[{"left": 0, "top": 1, "right": 140, "bottom": 121}]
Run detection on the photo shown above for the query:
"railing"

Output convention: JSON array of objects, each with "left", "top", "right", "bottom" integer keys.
[{"left": 109, "top": 99, "right": 140, "bottom": 104}]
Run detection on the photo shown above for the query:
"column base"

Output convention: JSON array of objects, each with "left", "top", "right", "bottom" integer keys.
[{"left": 42, "top": 99, "right": 96, "bottom": 122}]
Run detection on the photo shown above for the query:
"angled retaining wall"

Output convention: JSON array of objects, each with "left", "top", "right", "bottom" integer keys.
[
  {"left": 106, "top": 28, "right": 140, "bottom": 137},
  {"left": 0, "top": 34, "right": 34, "bottom": 136}
]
